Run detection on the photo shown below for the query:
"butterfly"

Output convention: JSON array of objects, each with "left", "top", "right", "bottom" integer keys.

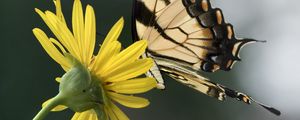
[{"left": 132, "top": 0, "right": 281, "bottom": 116}]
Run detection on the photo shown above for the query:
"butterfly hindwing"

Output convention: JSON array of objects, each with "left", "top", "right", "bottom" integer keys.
[
  {"left": 152, "top": 55, "right": 226, "bottom": 100},
  {"left": 153, "top": 55, "right": 280, "bottom": 115}
]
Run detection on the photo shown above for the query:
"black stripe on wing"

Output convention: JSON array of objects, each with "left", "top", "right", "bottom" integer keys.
[
  {"left": 182, "top": 0, "right": 258, "bottom": 72},
  {"left": 163, "top": 0, "right": 171, "bottom": 5},
  {"left": 133, "top": 0, "right": 155, "bottom": 27},
  {"left": 134, "top": 0, "right": 212, "bottom": 63},
  {"left": 134, "top": 0, "right": 217, "bottom": 69}
]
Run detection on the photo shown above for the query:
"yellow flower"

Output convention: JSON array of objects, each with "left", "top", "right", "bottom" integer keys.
[{"left": 32, "top": 0, "right": 156, "bottom": 120}]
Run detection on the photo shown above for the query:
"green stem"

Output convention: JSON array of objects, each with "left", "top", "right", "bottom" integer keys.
[{"left": 33, "top": 94, "right": 64, "bottom": 120}]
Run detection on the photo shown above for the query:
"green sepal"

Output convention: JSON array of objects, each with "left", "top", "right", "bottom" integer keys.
[
  {"left": 58, "top": 53, "right": 104, "bottom": 112},
  {"left": 33, "top": 54, "right": 106, "bottom": 120}
]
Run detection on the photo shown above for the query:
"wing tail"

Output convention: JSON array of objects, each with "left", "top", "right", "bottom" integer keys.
[
  {"left": 221, "top": 85, "right": 281, "bottom": 116},
  {"left": 155, "top": 56, "right": 280, "bottom": 116}
]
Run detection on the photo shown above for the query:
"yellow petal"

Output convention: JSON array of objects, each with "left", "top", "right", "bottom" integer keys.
[
  {"left": 108, "top": 92, "right": 150, "bottom": 108},
  {"left": 92, "top": 18, "right": 123, "bottom": 72},
  {"left": 72, "top": 112, "right": 80, "bottom": 120},
  {"left": 84, "top": 5, "right": 96, "bottom": 67},
  {"left": 36, "top": 8, "right": 81, "bottom": 61},
  {"left": 106, "top": 102, "right": 129, "bottom": 120},
  {"left": 93, "top": 41, "right": 121, "bottom": 75},
  {"left": 100, "top": 18, "right": 124, "bottom": 53},
  {"left": 61, "top": 64, "right": 70, "bottom": 71},
  {"left": 71, "top": 110, "right": 96, "bottom": 120},
  {"left": 106, "top": 77, "right": 156, "bottom": 94},
  {"left": 101, "top": 40, "right": 148, "bottom": 73},
  {"left": 104, "top": 58, "right": 153, "bottom": 82},
  {"left": 45, "top": 11, "right": 81, "bottom": 61},
  {"left": 102, "top": 58, "right": 152, "bottom": 78},
  {"left": 35, "top": 9, "right": 73, "bottom": 56},
  {"left": 49, "top": 38, "right": 66, "bottom": 53},
  {"left": 104, "top": 105, "right": 118, "bottom": 120},
  {"left": 32, "top": 28, "right": 70, "bottom": 68},
  {"left": 53, "top": 0, "right": 66, "bottom": 23},
  {"left": 72, "top": 0, "right": 85, "bottom": 63},
  {"left": 55, "top": 77, "right": 61, "bottom": 83},
  {"left": 88, "top": 113, "right": 97, "bottom": 120},
  {"left": 42, "top": 98, "right": 67, "bottom": 111}
]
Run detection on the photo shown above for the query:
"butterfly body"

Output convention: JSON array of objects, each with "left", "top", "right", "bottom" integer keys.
[{"left": 132, "top": 0, "right": 280, "bottom": 116}]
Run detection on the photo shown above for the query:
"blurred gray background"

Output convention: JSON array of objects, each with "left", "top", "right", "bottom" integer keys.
[{"left": 0, "top": 0, "right": 299, "bottom": 120}]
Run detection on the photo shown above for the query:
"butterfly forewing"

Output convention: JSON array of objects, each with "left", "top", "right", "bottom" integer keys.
[{"left": 135, "top": 0, "right": 249, "bottom": 73}]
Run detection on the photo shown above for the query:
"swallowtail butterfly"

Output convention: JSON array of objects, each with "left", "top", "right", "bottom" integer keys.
[{"left": 132, "top": 0, "right": 280, "bottom": 116}]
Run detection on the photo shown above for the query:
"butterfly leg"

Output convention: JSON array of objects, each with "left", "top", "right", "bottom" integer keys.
[
  {"left": 143, "top": 53, "right": 166, "bottom": 89},
  {"left": 146, "top": 62, "right": 166, "bottom": 89}
]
